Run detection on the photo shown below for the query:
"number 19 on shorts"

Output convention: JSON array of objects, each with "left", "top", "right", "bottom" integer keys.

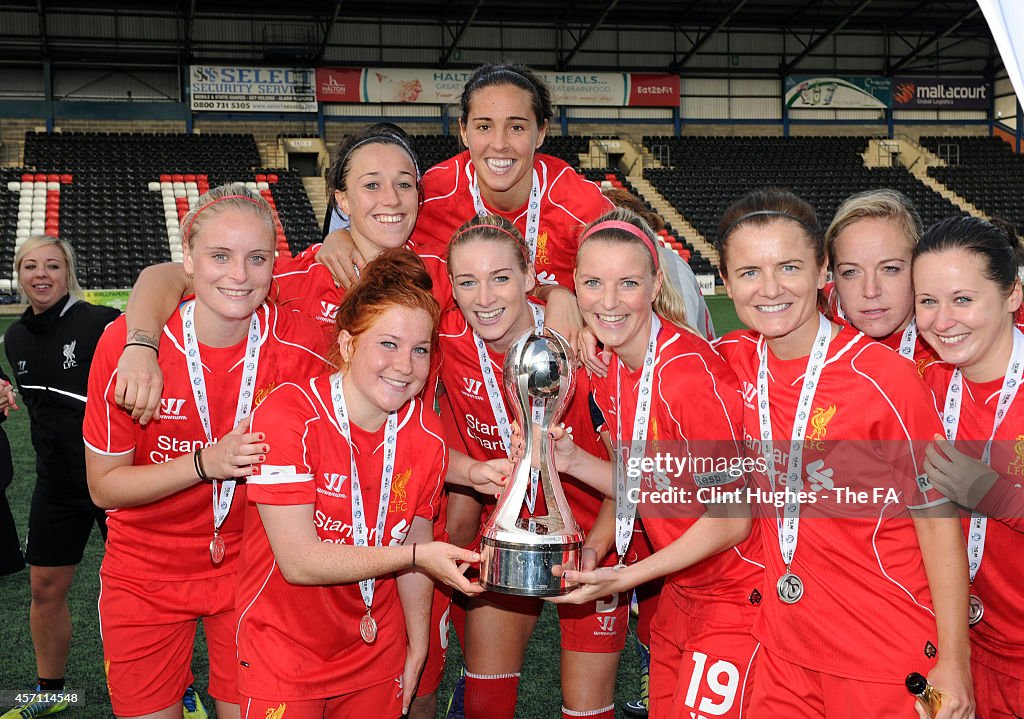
[{"left": 683, "top": 652, "right": 740, "bottom": 717}]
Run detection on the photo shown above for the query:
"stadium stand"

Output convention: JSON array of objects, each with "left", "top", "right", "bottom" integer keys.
[
  {"left": 921, "top": 135, "right": 1024, "bottom": 233},
  {"left": 2, "top": 132, "right": 320, "bottom": 293},
  {"left": 643, "top": 135, "right": 966, "bottom": 249},
  {"left": 581, "top": 168, "right": 718, "bottom": 279}
]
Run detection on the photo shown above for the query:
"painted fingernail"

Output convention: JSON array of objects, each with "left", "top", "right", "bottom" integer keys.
[{"left": 259, "top": 455, "right": 265, "bottom": 463}]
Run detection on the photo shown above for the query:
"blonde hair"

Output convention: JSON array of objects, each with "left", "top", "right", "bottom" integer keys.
[
  {"left": 179, "top": 183, "right": 276, "bottom": 251},
  {"left": 447, "top": 214, "right": 531, "bottom": 275},
  {"left": 577, "top": 208, "right": 690, "bottom": 329},
  {"left": 824, "top": 189, "right": 922, "bottom": 270},
  {"left": 15, "top": 235, "right": 83, "bottom": 301}
]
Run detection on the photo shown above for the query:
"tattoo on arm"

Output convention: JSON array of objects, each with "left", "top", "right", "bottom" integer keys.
[{"left": 125, "top": 329, "right": 160, "bottom": 351}]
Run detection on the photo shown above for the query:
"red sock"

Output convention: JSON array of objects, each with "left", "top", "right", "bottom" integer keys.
[
  {"left": 562, "top": 706, "right": 615, "bottom": 719},
  {"left": 464, "top": 672, "right": 519, "bottom": 719}
]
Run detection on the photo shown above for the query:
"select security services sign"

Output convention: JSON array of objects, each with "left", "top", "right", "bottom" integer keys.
[{"left": 190, "top": 66, "right": 317, "bottom": 112}]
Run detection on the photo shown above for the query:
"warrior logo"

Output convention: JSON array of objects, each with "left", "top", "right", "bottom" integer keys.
[
  {"left": 160, "top": 398, "right": 187, "bottom": 418},
  {"left": 319, "top": 301, "right": 340, "bottom": 322}
]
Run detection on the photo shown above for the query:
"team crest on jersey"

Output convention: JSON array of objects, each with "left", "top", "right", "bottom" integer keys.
[
  {"left": 1008, "top": 435, "right": 1024, "bottom": 478},
  {"left": 807, "top": 404, "right": 836, "bottom": 441},
  {"left": 265, "top": 704, "right": 286, "bottom": 719},
  {"left": 535, "top": 231, "right": 550, "bottom": 266},
  {"left": 253, "top": 383, "right": 277, "bottom": 409},
  {"left": 389, "top": 468, "right": 411, "bottom": 513},
  {"left": 63, "top": 340, "right": 78, "bottom": 369},
  {"left": 159, "top": 397, "right": 188, "bottom": 420},
  {"left": 461, "top": 377, "right": 483, "bottom": 398}
]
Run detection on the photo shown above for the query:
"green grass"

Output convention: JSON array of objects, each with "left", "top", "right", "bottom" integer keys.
[{"left": 0, "top": 298, "right": 744, "bottom": 718}]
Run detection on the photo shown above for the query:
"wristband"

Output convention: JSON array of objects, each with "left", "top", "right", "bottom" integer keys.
[
  {"left": 124, "top": 342, "right": 158, "bottom": 352},
  {"left": 194, "top": 448, "right": 209, "bottom": 481}
]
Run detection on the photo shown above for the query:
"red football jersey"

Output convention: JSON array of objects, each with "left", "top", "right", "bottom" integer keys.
[
  {"left": 238, "top": 376, "right": 446, "bottom": 699},
  {"left": 436, "top": 305, "right": 608, "bottom": 534},
  {"left": 83, "top": 305, "right": 329, "bottom": 581},
  {"left": 921, "top": 360, "right": 1024, "bottom": 679},
  {"left": 715, "top": 325, "right": 949, "bottom": 682},
  {"left": 412, "top": 151, "right": 612, "bottom": 295},
  {"left": 590, "top": 318, "right": 764, "bottom": 622},
  {"left": 273, "top": 245, "right": 346, "bottom": 344}
]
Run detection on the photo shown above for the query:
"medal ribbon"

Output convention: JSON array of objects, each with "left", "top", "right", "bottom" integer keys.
[
  {"left": 330, "top": 372, "right": 399, "bottom": 615},
  {"left": 941, "top": 327, "right": 1024, "bottom": 583},
  {"left": 898, "top": 320, "right": 918, "bottom": 360},
  {"left": 469, "top": 168, "right": 542, "bottom": 267},
  {"left": 474, "top": 303, "right": 545, "bottom": 511},
  {"left": 614, "top": 313, "right": 662, "bottom": 562},
  {"left": 757, "top": 313, "right": 832, "bottom": 570},
  {"left": 182, "top": 300, "right": 262, "bottom": 537}
]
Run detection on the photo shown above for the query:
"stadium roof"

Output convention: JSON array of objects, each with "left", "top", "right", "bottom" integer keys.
[{"left": 0, "top": 0, "right": 997, "bottom": 75}]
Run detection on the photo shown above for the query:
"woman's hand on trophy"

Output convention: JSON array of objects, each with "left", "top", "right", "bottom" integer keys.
[
  {"left": 468, "top": 458, "right": 511, "bottom": 496},
  {"left": 545, "top": 564, "right": 632, "bottom": 605},
  {"left": 577, "top": 326, "right": 612, "bottom": 377},
  {"left": 415, "top": 541, "right": 485, "bottom": 597}
]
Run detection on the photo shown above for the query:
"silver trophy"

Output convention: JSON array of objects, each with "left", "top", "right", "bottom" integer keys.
[{"left": 479, "top": 328, "right": 584, "bottom": 596}]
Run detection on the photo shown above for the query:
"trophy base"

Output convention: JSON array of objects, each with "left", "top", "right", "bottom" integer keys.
[{"left": 479, "top": 535, "right": 583, "bottom": 596}]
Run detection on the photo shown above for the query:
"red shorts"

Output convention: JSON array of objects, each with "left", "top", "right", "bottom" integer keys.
[
  {"left": 748, "top": 646, "right": 920, "bottom": 718},
  {"left": 418, "top": 582, "right": 453, "bottom": 697},
  {"left": 480, "top": 590, "right": 629, "bottom": 653},
  {"left": 974, "top": 657, "right": 1024, "bottom": 718},
  {"left": 99, "top": 570, "right": 238, "bottom": 716},
  {"left": 648, "top": 596, "right": 759, "bottom": 719},
  {"left": 240, "top": 676, "right": 402, "bottom": 719}
]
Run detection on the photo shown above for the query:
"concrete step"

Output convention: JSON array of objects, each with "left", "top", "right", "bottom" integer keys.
[
  {"left": 302, "top": 177, "right": 329, "bottom": 224},
  {"left": 629, "top": 175, "right": 719, "bottom": 266}
]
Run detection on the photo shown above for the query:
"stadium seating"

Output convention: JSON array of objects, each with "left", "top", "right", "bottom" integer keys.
[
  {"left": 2, "top": 132, "right": 320, "bottom": 291},
  {"left": 921, "top": 135, "right": 1024, "bottom": 233},
  {"left": 581, "top": 168, "right": 718, "bottom": 278},
  {"left": 643, "top": 135, "right": 965, "bottom": 247}
]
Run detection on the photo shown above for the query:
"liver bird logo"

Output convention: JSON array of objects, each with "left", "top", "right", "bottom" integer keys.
[{"left": 808, "top": 404, "right": 837, "bottom": 441}]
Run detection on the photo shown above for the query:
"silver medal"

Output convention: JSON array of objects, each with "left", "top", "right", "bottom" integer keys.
[
  {"left": 968, "top": 594, "right": 984, "bottom": 626},
  {"left": 777, "top": 572, "right": 804, "bottom": 604},
  {"left": 359, "top": 612, "right": 378, "bottom": 643},
  {"left": 209, "top": 534, "right": 226, "bottom": 565}
]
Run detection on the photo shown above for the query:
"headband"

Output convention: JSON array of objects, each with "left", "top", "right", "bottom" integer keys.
[
  {"left": 580, "top": 220, "right": 660, "bottom": 270},
  {"left": 338, "top": 135, "right": 421, "bottom": 183},
  {"left": 181, "top": 194, "right": 267, "bottom": 242},
  {"left": 719, "top": 210, "right": 818, "bottom": 242}
]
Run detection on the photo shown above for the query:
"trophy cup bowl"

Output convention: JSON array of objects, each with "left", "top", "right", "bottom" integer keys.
[{"left": 479, "top": 328, "right": 585, "bottom": 596}]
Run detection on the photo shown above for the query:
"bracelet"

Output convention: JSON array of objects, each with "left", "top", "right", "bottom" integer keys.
[
  {"left": 124, "top": 342, "right": 158, "bottom": 353},
  {"left": 411, "top": 542, "right": 417, "bottom": 568},
  {"left": 194, "top": 448, "right": 209, "bottom": 481}
]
